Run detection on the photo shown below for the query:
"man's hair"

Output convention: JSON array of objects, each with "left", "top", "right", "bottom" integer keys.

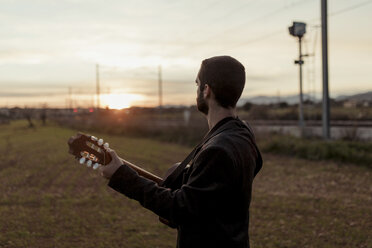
[{"left": 198, "top": 55, "right": 245, "bottom": 108}]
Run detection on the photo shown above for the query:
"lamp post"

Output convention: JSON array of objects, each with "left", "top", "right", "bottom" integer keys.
[
  {"left": 289, "top": 21, "right": 307, "bottom": 133},
  {"left": 321, "top": 0, "right": 331, "bottom": 139}
]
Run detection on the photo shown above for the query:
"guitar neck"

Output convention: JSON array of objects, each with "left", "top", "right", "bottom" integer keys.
[{"left": 121, "top": 158, "right": 164, "bottom": 185}]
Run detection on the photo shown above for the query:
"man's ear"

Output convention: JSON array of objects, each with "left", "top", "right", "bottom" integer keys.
[{"left": 203, "top": 84, "right": 211, "bottom": 98}]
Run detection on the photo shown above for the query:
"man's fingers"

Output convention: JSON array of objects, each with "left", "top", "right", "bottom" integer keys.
[
  {"left": 108, "top": 149, "right": 117, "bottom": 157},
  {"left": 107, "top": 149, "right": 122, "bottom": 163},
  {"left": 98, "top": 166, "right": 105, "bottom": 177},
  {"left": 106, "top": 148, "right": 117, "bottom": 158}
]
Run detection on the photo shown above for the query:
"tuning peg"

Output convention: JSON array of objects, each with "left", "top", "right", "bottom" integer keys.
[
  {"left": 79, "top": 157, "right": 86, "bottom": 164},
  {"left": 86, "top": 160, "right": 92, "bottom": 167},
  {"left": 93, "top": 163, "right": 101, "bottom": 170},
  {"left": 98, "top": 139, "right": 104, "bottom": 146},
  {"left": 91, "top": 136, "right": 98, "bottom": 141},
  {"left": 103, "top": 142, "right": 109, "bottom": 149}
]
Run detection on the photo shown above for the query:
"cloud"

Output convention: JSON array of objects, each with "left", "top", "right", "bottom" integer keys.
[
  {"left": 0, "top": 50, "right": 52, "bottom": 65},
  {"left": 0, "top": 92, "right": 63, "bottom": 97},
  {"left": 0, "top": 0, "right": 371, "bottom": 108}
]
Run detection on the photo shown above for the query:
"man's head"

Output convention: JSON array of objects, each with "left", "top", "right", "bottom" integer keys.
[{"left": 196, "top": 56, "right": 245, "bottom": 115}]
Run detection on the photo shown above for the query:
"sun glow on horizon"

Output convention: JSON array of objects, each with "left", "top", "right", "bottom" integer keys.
[{"left": 101, "top": 93, "right": 145, "bottom": 109}]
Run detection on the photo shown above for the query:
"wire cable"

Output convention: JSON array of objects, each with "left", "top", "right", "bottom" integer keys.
[
  {"left": 166, "top": 0, "right": 312, "bottom": 56},
  {"left": 308, "top": 0, "right": 372, "bottom": 23},
  {"left": 214, "top": 0, "right": 372, "bottom": 53},
  {"left": 329, "top": 0, "right": 372, "bottom": 17}
]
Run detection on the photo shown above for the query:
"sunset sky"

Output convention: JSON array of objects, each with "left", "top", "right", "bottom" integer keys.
[{"left": 1, "top": 0, "right": 371, "bottom": 108}]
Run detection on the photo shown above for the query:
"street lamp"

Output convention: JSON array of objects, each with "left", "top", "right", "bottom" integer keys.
[{"left": 289, "top": 21, "right": 307, "bottom": 132}]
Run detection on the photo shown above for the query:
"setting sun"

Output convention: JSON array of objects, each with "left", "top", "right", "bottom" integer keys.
[{"left": 101, "top": 93, "right": 144, "bottom": 109}]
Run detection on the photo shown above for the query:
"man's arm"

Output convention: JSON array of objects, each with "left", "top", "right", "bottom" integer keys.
[{"left": 105, "top": 147, "right": 237, "bottom": 226}]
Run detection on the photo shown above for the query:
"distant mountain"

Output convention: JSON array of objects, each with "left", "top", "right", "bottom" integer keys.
[
  {"left": 239, "top": 93, "right": 314, "bottom": 105},
  {"left": 335, "top": 91, "right": 372, "bottom": 102},
  {"left": 239, "top": 91, "right": 372, "bottom": 105}
]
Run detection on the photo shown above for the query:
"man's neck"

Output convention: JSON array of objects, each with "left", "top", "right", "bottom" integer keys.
[{"left": 206, "top": 105, "right": 237, "bottom": 130}]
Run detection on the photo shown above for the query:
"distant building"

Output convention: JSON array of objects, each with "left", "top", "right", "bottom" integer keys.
[
  {"left": 362, "top": 101, "right": 370, "bottom": 107},
  {"left": 0, "top": 108, "right": 10, "bottom": 116},
  {"left": 343, "top": 100, "right": 358, "bottom": 108}
]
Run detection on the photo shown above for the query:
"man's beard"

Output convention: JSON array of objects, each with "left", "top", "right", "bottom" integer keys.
[{"left": 196, "top": 87, "right": 209, "bottom": 115}]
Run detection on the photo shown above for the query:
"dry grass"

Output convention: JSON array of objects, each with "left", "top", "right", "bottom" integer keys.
[
  {"left": 0, "top": 121, "right": 371, "bottom": 248},
  {"left": 251, "top": 154, "right": 371, "bottom": 248}
]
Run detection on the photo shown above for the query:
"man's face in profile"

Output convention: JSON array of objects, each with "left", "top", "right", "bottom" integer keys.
[{"left": 196, "top": 76, "right": 209, "bottom": 115}]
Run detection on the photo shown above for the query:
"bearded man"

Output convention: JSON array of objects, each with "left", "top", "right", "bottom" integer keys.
[{"left": 101, "top": 55, "right": 263, "bottom": 248}]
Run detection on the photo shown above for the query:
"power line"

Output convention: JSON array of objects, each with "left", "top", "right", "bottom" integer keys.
[
  {"left": 201, "top": 0, "right": 371, "bottom": 48},
  {"left": 154, "top": 0, "right": 371, "bottom": 58},
  {"left": 210, "top": 0, "right": 255, "bottom": 20},
  {"left": 169, "top": 0, "right": 228, "bottom": 25},
  {"left": 309, "top": 26, "right": 319, "bottom": 103},
  {"left": 79, "top": 1, "right": 372, "bottom": 104},
  {"left": 184, "top": 0, "right": 256, "bottom": 36},
  {"left": 303, "top": 27, "right": 319, "bottom": 120},
  {"left": 308, "top": 0, "right": 372, "bottom": 23},
  {"left": 161, "top": 1, "right": 256, "bottom": 54},
  {"left": 329, "top": 0, "right": 372, "bottom": 17},
  {"left": 213, "top": 29, "right": 284, "bottom": 54},
  {"left": 217, "top": 0, "right": 311, "bottom": 36},
  {"left": 213, "top": 0, "right": 372, "bottom": 53},
  {"left": 165, "top": 0, "right": 312, "bottom": 55}
]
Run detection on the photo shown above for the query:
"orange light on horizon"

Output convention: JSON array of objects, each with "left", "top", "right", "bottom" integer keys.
[{"left": 101, "top": 93, "right": 144, "bottom": 110}]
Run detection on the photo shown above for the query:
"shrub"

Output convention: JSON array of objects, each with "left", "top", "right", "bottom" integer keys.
[{"left": 258, "top": 134, "right": 372, "bottom": 168}]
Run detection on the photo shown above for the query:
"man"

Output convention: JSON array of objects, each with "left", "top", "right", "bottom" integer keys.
[{"left": 100, "top": 56, "right": 263, "bottom": 248}]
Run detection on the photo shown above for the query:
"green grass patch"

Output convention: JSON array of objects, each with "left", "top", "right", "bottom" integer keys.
[{"left": 258, "top": 134, "right": 372, "bottom": 168}]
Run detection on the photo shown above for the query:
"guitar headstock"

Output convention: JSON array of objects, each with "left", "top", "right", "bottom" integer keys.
[{"left": 67, "top": 132, "right": 112, "bottom": 169}]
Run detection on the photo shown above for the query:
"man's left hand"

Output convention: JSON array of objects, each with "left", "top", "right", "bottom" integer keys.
[{"left": 99, "top": 148, "right": 123, "bottom": 179}]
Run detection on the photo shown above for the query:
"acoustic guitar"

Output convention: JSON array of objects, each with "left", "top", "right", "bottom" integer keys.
[
  {"left": 67, "top": 132, "right": 165, "bottom": 184},
  {"left": 67, "top": 132, "right": 177, "bottom": 227}
]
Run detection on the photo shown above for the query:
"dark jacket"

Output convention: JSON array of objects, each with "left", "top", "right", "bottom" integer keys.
[{"left": 108, "top": 117, "right": 262, "bottom": 248}]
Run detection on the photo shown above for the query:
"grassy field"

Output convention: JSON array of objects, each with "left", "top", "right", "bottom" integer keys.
[
  {"left": 258, "top": 134, "right": 372, "bottom": 167},
  {"left": 0, "top": 121, "right": 371, "bottom": 248}
]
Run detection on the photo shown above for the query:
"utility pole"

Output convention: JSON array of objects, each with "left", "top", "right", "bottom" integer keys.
[
  {"left": 298, "top": 36, "right": 305, "bottom": 129},
  {"left": 68, "top": 87, "right": 72, "bottom": 110},
  {"left": 289, "top": 22, "right": 307, "bottom": 132},
  {"left": 96, "top": 64, "right": 100, "bottom": 110},
  {"left": 321, "top": 0, "right": 331, "bottom": 139},
  {"left": 158, "top": 65, "right": 163, "bottom": 108}
]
